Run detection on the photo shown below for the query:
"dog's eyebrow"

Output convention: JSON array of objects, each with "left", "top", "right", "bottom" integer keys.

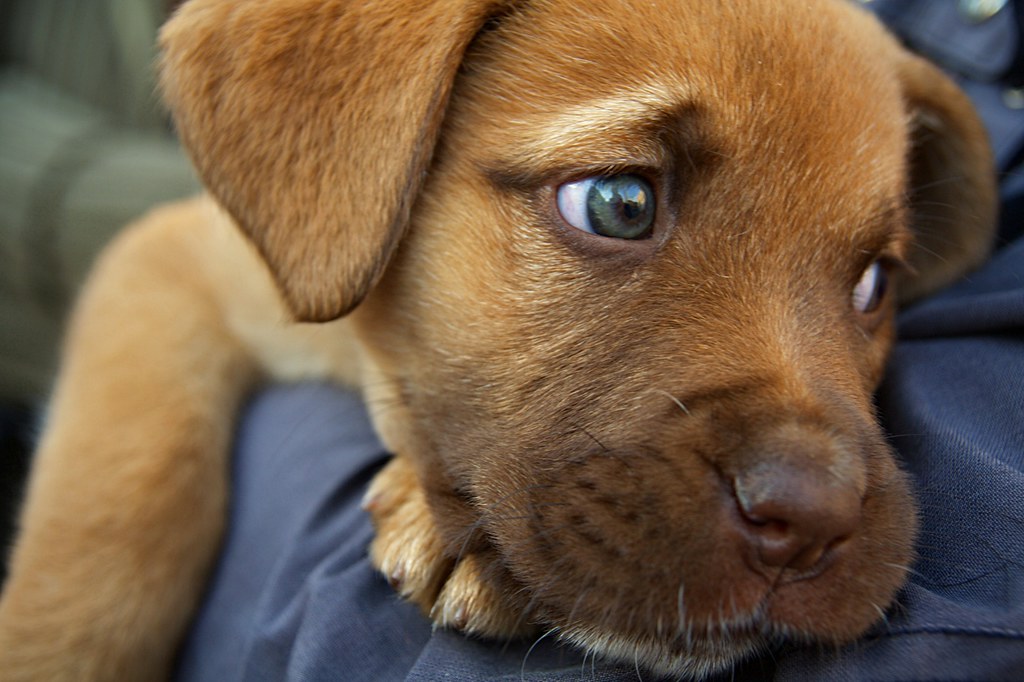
[
  {"left": 525, "top": 86, "right": 691, "bottom": 153},
  {"left": 838, "top": 194, "right": 912, "bottom": 262},
  {"left": 875, "top": 195, "right": 913, "bottom": 255},
  {"left": 481, "top": 87, "right": 703, "bottom": 190}
]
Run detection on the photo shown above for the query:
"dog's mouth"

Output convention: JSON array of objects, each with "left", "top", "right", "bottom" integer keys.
[
  {"left": 463, "top": 422, "right": 917, "bottom": 675},
  {"left": 543, "top": 558, "right": 884, "bottom": 678},
  {"left": 495, "top": 509, "right": 907, "bottom": 677}
]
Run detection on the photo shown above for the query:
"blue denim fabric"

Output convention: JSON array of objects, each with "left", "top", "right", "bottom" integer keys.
[{"left": 176, "top": 4, "right": 1024, "bottom": 680}]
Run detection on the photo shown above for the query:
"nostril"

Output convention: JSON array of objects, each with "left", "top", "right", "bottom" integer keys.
[{"left": 732, "top": 462, "right": 862, "bottom": 571}]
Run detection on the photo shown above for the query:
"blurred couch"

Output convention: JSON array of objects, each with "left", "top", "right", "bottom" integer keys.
[{"left": 0, "top": 0, "right": 200, "bottom": 403}]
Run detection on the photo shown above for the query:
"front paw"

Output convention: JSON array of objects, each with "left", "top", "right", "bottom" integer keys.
[
  {"left": 363, "top": 456, "right": 451, "bottom": 613},
  {"left": 363, "top": 456, "right": 533, "bottom": 638},
  {"left": 431, "top": 552, "right": 535, "bottom": 637}
]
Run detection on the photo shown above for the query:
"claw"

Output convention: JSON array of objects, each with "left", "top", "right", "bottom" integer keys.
[
  {"left": 366, "top": 456, "right": 529, "bottom": 640},
  {"left": 388, "top": 564, "right": 406, "bottom": 591},
  {"left": 361, "top": 492, "right": 382, "bottom": 513}
]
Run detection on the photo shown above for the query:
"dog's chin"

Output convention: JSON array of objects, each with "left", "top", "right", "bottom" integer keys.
[
  {"left": 533, "top": 573, "right": 891, "bottom": 677},
  {"left": 555, "top": 601, "right": 871, "bottom": 678},
  {"left": 558, "top": 619, "right": 766, "bottom": 679}
]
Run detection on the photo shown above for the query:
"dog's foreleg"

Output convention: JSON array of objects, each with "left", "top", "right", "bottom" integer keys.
[{"left": 0, "top": 201, "right": 258, "bottom": 681}]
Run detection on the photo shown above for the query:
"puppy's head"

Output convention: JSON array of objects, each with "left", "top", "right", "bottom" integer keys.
[{"left": 162, "top": 0, "right": 996, "bottom": 676}]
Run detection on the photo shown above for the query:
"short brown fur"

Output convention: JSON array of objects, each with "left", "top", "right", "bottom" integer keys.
[{"left": 0, "top": 0, "right": 995, "bottom": 679}]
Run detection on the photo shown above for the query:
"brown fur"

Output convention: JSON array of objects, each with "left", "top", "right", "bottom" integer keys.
[{"left": 0, "top": 0, "right": 996, "bottom": 679}]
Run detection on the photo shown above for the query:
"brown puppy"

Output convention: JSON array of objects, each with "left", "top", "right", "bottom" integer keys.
[{"left": 0, "top": 0, "right": 996, "bottom": 679}]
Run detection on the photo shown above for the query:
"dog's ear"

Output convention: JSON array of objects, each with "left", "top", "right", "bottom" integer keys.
[
  {"left": 896, "top": 53, "right": 998, "bottom": 304},
  {"left": 160, "top": 0, "right": 512, "bottom": 321}
]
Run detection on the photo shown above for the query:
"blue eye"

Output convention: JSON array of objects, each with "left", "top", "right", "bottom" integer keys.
[{"left": 556, "top": 174, "right": 655, "bottom": 239}]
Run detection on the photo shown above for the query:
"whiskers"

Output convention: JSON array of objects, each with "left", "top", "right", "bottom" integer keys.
[
  {"left": 519, "top": 627, "right": 559, "bottom": 681},
  {"left": 451, "top": 483, "right": 562, "bottom": 564},
  {"left": 652, "top": 388, "right": 691, "bottom": 416},
  {"left": 634, "top": 643, "right": 645, "bottom": 680}
]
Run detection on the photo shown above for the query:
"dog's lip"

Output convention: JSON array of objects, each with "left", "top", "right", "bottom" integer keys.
[{"left": 528, "top": 499, "right": 859, "bottom": 651}]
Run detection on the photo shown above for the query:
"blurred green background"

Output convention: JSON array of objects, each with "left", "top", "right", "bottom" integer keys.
[{"left": 0, "top": 0, "right": 201, "bottom": 582}]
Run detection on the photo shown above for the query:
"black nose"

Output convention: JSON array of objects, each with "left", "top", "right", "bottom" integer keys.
[{"left": 732, "top": 461, "right": 862, "bottom": 570}]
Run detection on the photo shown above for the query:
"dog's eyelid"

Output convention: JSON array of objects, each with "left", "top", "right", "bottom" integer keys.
[
  {"left": 849, "top": 199, "right": 912, "bottom": 267},
  {"left": 876, "top": 230, "right": 913, "bottom": 273},
  {"left": 879, "top": 251, "right": 912, "bottom": 275},
  {"left": 483, "top": 158, "right": 663, "bottom": 193},
  {"left": 849, "top": 248, "right": 906, "bottom": 305},
  {"left": 483, "top": 165, "right": 540, "bottom": 194},
  {"left": 856, "top": 241, "right": 908, "bottom": 271}
]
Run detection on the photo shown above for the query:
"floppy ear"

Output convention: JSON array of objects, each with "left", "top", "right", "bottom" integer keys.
[
  {"left": 896, "top": 53, "right": 998, "bottom": 304},
  {"left": 160, "top": 0, "right": 513, "bottom": 321}
]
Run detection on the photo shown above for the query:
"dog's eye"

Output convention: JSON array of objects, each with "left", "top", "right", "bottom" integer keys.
[
  {"left": 556, "top": 174, "right": 655, "bottom": 239},
  {"left": 852, "top": 261, "right": 888, "bottom": 314}
]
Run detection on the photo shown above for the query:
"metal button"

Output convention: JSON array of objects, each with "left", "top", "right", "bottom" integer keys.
[
  {"left": 958, "top": 0, "right": 1009, "bottom": 23},
  {"left": 1004, "top": 87, "right": 1024, "bottom": 110}
]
